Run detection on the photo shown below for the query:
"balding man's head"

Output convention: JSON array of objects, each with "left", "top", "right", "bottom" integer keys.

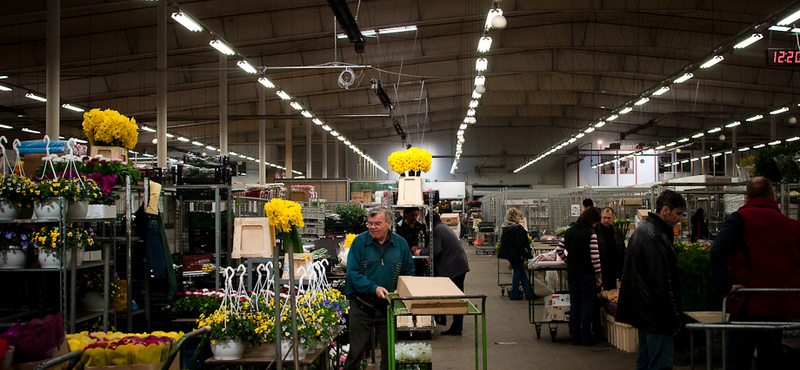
[{"left": 746, "top": 176, "right": 775, "bottom": 200}]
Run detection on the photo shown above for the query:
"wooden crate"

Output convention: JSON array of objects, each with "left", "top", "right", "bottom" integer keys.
[
  {"left": 397, "top": 176, "right": 423, "bottom": 206},
  {"left": 90, "top": 145, "right": 128, "bottom": 162},
  {"left": 232, "top": 218, "right": 276, "bottom": 258}
]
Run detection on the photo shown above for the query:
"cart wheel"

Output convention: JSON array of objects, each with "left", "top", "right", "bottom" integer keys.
[
  {"left": 535, "top": 324, "right": 542, "bottom": 339},
  {"left": 501, "top": 287, "right": 505, "bottom": 296},
  {"left": 673, "top": 349, "right": 687, "bottom": 365},
  {"left": 549, "top": 328, "right": 557, "bottom": 342}
]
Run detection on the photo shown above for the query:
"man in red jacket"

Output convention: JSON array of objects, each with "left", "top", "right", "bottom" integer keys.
[{"left": 711, "top": 176, "right": 800, "bottom": 370}]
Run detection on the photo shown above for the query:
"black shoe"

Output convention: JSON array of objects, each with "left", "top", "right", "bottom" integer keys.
[{"left": 441, "top": 330, "right": 462, "bottom": 336}]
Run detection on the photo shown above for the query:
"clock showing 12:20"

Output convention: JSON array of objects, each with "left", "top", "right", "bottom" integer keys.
[{"left": 766, "top": 48, "right": 800, "bottom": 66}]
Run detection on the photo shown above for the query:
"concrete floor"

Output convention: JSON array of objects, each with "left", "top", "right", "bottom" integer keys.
[{"left": 370, "top": 239, "right": 648, "bottom": 370}]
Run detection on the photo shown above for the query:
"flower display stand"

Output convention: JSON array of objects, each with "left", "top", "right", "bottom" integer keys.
[
  {"left": 397, "top": 176, "right": 424, "bottom": 206},
  {"left": 90, "top": 145, "right": 128, "bottom": 162}
]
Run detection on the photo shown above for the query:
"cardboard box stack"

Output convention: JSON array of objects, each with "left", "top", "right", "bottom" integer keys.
[
  {"left": 396, "top": 276, "right": 469, "bottom": 315},
  {"left": 543, "top": 294, "right": 570, "bottom": 321}
]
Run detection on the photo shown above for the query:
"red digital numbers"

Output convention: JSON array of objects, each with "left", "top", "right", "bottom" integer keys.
[{"left": 767, "top": 49, "right": 800, "bottom": 66}]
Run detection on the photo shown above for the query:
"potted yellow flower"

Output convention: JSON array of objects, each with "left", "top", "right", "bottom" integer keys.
[
  {"left": 0, "top": 174, "right": 35, "bottom": 220},
  {"left": 82, "top": 108, "right": 139, "bottom": 160},
  {"left": 388, "top": 147, "right": 432, "bottom": 176}
]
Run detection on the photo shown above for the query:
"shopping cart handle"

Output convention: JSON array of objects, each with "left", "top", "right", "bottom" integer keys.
[
  {"left": 33, "top": 349, "right": 83, "bottom": 370},
  {"left": 161, "top": 326, "right": 211, "bottom": 370}
]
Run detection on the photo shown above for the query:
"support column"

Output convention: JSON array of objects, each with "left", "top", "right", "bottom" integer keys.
[
  {"left": 156, "top": 0, "right": 167, "bottom": 168},
  {"left": 731, "top": 128, "right": 738, "bottom": 178},
  {"left": 258, "top": 88, "right": 266, "bottom": 184},
  {"left": 700, "top": 136, "right": 706, "bottom": 175},
  {"left": 334, "top": 141, "right": 339, "bottom": 178},
  {"left": 285, "top": 120, "right": 292, "bottom": 179},
  {"left": 322, "top": 132, "right": 328, "bottom": 178},
  {"left": 306, "top": 123, "right": 312, "bottom": 176},
  {"left": 219, "top": 55, "right": 228, "bottom": 155},
  {"left": 46, "top": 0, "right": 60, "bottom": 139}
]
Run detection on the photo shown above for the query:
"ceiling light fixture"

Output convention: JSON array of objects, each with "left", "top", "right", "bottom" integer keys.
[
  {"left": 738, "top": 147, "right": 750, "bottom": 152},
  {"left": 634, "top": 97, "right": 649, "bottom": 106},
  {"left": 770, "top": 107, "right": 789, "bottom": 115},
  {"left": 769, "top": 140, "right": 782, "bottom": 145},
  {"left": 725, "top": 121, "right": 742, "bottom": 128},
  {"left": 700, "top": 55, "right": 724, "bottom": 68},
  {"left": 301, "top": 111, "right": 313, "bottom": 118},
  {"left": 712, "top": 153, "right": 722, "bottom": 157},
  {"left": 258, "top": 77, "right": 275, "bottom": 88},
  {"left": 61, "top": 103, "right": 85, "bottom": 112},
  {"left": 746, "top": 114, "right": 763, "bottom": 122},
  {"left": 707, "top": 127, "right": 722, "bottom": 133},
  {"left": 474, "top": 76, "right": 485, "bottom": 86},
  {"left": 209, "top": 39, "right": 236, "bottom": 56},
  {"left": 379, "top": 25, "right": 418, "bottom": 35},
  {"left": 786, "top": 136, "right": 800, "bottom": 142},
  {"left": 576, "top": 133, "right": 585, "bottom": 138},
  {"left": 467, "top": 109, "right": 476, "bottom": 117},
  {"left": 652, "top": 86, "right": 670, "bottom": 96},
  {"left": 769, "top": 26, "right": 792, "bottom": 32},
  {"left": 312, "top": 118, "right": 323, "bottom": 126},
  {"left": 691, "top": 133, "right": 705, "bottom": 138},
  {"left": 192, "top": 141, "right": 204, "bottom": 146},
  {"left": 753, "top": 144, "right": 766, "bottom": 149},
  {"left": 236, "top": 60, "right": 258, "bottom": 74},
  {"left": 472, "top": 90, "right": 482, "bottom": 99},
  {"left": 476, "top": 58, "right": 488, "bottom": 71},
  {"left": 485, "top": 8, "right": 503, "bottom": 29},
  {"left": 276, "top": 90, "right": 291, "bottom": 100},
  {"left": 141, "top": 126, "right": 156, "bottom": 133},
  {"left": 330, "top": 131, "right": 340, "bottom": 137},
  {"left": 171, "top": 11, "right": 203, "bottom": 32},
  {"left": 0, "top": 85, "right": 11, "bottom": 92},
  {"left": 678, "top": 138, "right": 690, "bottom": 143},
  {"left": 0, "top": 124, "right": 13, "bottom": 130},
  {"left": 290, "top": 102, "right": 303, "bottom": 110},
  {"left": 459, "top": 124, "right": 467, "bottom": 130},
  {"left": 655, "top": 145, "right": 666, "bottom": 149},
  {"left": 733, "top": 33, "right": 763, "bottom": 49},
  {"left": 25, "top": 93, "right": 46, "bottom": 102},
  {"left": 177, "top": 137, "right": 190, "bottom": 142},
  {"left": 666, "top": 142, "right": 677, "bottom": 147},
  {"left": 469, "top": 100, "right": 479, "bottom": 108},
  {"left": 618, "top": 107, "right": 633, "bottom": 115},
  {"left": 166, "top": 133, "right": 174, "bottom": 138},
  {"left": 477, "top": 37, "right": 492, "bottom": 53},
  {"left": 777, "top": 9, "right": 800, "bottom": 25},
  {"left": 584, "top": 127, "right": 595, "bottom": 133},
  {"left": 21, "top": 128, "right": 40, "bottom": 134},
  {"left": 674, "top": 73, "right": 694, "bottom": 83},
  {"left": 606, "top": 115, "right": 619, "bottom": 121},
  {"left": 595, "top": 121, "right": 606, "bottom": 128}
]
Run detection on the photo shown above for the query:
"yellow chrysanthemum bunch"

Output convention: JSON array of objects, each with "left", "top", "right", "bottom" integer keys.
[
  {"left": 82, "top": 108, "right": 139, "bottom": 150},
  {"left": 387, "top": 147, "right": 432, "bottom": 175},
  {"left": 263, "top": 198, "right": 305, "bottom": 233},
  {"left": 343, "top": 233, "right": 357, "bottom": 249}
]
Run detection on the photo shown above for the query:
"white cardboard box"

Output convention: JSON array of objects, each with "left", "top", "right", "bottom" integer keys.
[
  {"left": 543, "top": 306, "right": 570, "bottom": 321},
  {"left": 544, "top": 294, "right": 570, "bottom": 307},
  {"left": 397, "top": 276, "right": 469, "bottom": 315}
]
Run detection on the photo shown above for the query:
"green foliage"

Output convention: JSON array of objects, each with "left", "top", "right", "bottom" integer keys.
[
  {"left": 172, "top": 290, "right": 222, "bottom": 316},
  {"left": 738, "top": 156, "right": 755, "bottom": 167},
  {"left": 673, "top": 241, "right": 720, "bottom": 311},
  {"left": 334, "top": 203, "right": 366, "bottom": 223},
  {"left": 754, "top": 144, "right": 800, "bottom": 181}
]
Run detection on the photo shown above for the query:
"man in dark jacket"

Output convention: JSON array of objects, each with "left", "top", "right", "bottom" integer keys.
[
  {"left": 617, "top": 190, "right": 685, "bottom": 370},
  {"left": 417, "top": 213, "right": 470, "bottom": 335},
  {"left": 710, "top": 177, "right": 800, "bottom": 370},
  {"left": 592, "top": 207, "right": 626, "bottom": 339},
  {"left": 396, "top": 207, "right": 429, "bottom": 275}
]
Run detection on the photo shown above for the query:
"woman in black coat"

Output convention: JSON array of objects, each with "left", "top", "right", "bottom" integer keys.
[{"left": 498, "top": 207, "right": 532, "bottom": 300}]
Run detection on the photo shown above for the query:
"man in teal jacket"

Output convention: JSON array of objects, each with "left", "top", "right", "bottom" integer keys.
[{"left": 344, "top": 206, "right": 415, "bottom": 370}]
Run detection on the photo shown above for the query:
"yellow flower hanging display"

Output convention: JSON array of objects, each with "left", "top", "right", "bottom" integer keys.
[
  {"left": 82, "top": 108, "right": 139, "bottom": 150},
  {"left": 262, "top": 198, "right": 304, "bottom": 233},
  {"left": 387, "top": 147, "right": 432, "bottom": 175}
]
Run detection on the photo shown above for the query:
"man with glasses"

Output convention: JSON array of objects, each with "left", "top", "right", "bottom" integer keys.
[{"left": 344, "top": 206, "right": 415, "bottom": 370}]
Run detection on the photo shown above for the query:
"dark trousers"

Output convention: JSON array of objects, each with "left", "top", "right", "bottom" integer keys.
[
  {"left": 727, "top": 314, "right": 785, "bottom": 370},
  {"left": 567, "top": 273, "right": 596, "bottom": 345},
  {"left": 345, "top": 303, "right": 388, "bottom": 370},
  {"left": 510, "top": 260, "right": 531, "bottom": 299},
  {"left": 636, "top": 329, "right": 673, "bottom": 370},
  {"left": 435, "top": 273, "right": 467, "bottom": 332}
]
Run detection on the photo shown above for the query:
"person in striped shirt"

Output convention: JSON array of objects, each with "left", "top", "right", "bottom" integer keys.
[{"left": 557, "top": 206, "right": 602, "bottom": 346}]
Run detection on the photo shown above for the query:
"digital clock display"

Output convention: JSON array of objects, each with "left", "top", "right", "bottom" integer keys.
[{"left": 767, "top": 48, "right": 800, "bottom": 66}]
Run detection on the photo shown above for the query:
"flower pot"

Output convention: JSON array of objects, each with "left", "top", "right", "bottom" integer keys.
[
  {"left": 80, "top": 291, "right": 106, "bottom": 312},
  {"left": 210, "top": 339, "right": 245, "bottom": 360},
  {"left": 0, "top": 247, "right": 27, "bottom": 269},
  {"left": 64, "top": 246, "right": 84, "bottom": 267},
  {"left": 0, "top": 200, "right": 21, "bottom": 221},
  {"left": 280, "top": 341, "right": 308, "bottom": 361},
  {"left": 38, "top": 250, "right": 61, "bottom": 268},
  {"left": 67, "top": 200, "right": 89, "bottom": 219},
  {"left": 85, "top": 204, "right": 116, "bottom": 219},
  {"left": 33, "top": 198, "right": 64, "bottom": 220}
]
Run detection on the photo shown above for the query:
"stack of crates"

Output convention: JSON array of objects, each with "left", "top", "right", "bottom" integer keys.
[{"left": 300, "top": 207, "right": 325, "bottom": 237}]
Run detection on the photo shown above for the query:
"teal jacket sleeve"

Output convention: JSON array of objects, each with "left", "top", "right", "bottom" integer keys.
[{"left": 345, "top": 235, "right": 378, "bottom": 297}]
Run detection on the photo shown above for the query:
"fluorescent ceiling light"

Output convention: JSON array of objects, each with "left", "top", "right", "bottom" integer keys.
[
  {"left": 700, "top": 55, "right": 724, "bottom": 69},
  {"left": 463, "top": 117, "right": 471, "bottom": 123},
  {"left": 777, "top": 9, "right": 800, "bottom": 25},
  {"left": 674, "top": 73, "right": 694, "bottom": 83},
  {"left": 595, "top": 121, "right": 606, "bottom": 128},
  {"left": 653, "top": 86, "right": 670, "bottom": 96},
  {"left": 0, "top": 85, "right": 11, "bottom": 92},
  {"left": 237, "top": 60, "right": 258, "bottom": 74},
  {"left": 312, "top": 118, "right": 323, "bottom": 126},
  {"left": 753, "top": 144, "right": 766, "bottom": 149},
  {"left": 276, "top": 90, "right": 291, "bottom": 100},
  {"left": 770, "top": 106, "right": 789, "bottom": 115},
  {"left": 769, "top": 26, "right": 791, "bottom": 32},
  {"left": 209, "top": 39, "right": 236, "bottom": 56},
  {"left": 662, "top": 163, "right": 671, "bottom": 167},
  {"left": 691, "top": 133, "right": 705, "bottom": 138},
  {"left": 584, "top": 127, "right": 595, "bottom": 133},
  {"left": 337, "top": 135, "right": 346, "bottom": 141},
  {"left": 733, "top": 33, "right": 763, "bottom": 49},
  {"left": 379, "top": 25, "right": 417, "bottom": 34},
  {"left": 290, "top": 102, "right": 303, "bottom": 110},
  {"left": 21, "top": 128, "right": 40, "bottom": 134},
  {"left": 746, "top": 114, "right": 763, "bottom": 122},
  {"left": 568, "top": 138, "right": 577, "bottom": 143},
  {"left": 712, "top": 153, "right": 722, "bottom": 157},
  {"left": 457, "top": 130, "right": 464, "bottom": 136},
  {"left": 165, "top": 133, "right": 174, "bottom": 138},
  {"left": 330, "top": 130, "right": 339, "bottom": 137},
  {"left": 655, "top": 145, "right": 666, "bottom": 149},
  {"left": 142, "top": 126, "right": 156, "bottom": 133},
  {"left": 618, "top": 107, "right": 633, "bottom": 115},
  {"left": 474, "top": 76, "right": 485, "bottom": 86},
  {"left": 666, "top": 142, "right": 677, "bottom": 147},
  {"left": 61, "top": 103, "right": 84, "bottom": 112},
  {"left": 191, "top": 141, "right": 204, "bottom": 146},
  {"left": 678, "top": 138, "right": 690, "bottom": 143},
  {"left": 701, "top": 155, "right": 710, "bottom": 160},
  {"left": 459, "top": 124, "right": 467, "bottom": 130},
  {"left": 477, "top": 37, "right": 492, "bottom": 53},
  {"left": 724, "top": 151, "right": 733, "bottom": 154},
  {"left": 0, "top": 124, "right": 12, "bottom": 129},
  {"left": 690, "top": 158, "right": 699, "bottom": 162},
  {"left": 485, "top": 8, "right": 503, "bottom": 29},
  {"left": 343, "top": 140, "right": 351, "bottom": 146},
  {"left": 786, "top": 136, "right": 800, "bottom": 142},
  {"left": 177, "top": 136, "right": 190, "bottom": 142},
  {"left": 469, "top": 100, "right": 479, "bottom": 108},
  {"left": 680, "top": 160, "right": 689, "bottom": 164},
  {"left": 74, "top": 138, "right": 87, "bottom": 143},
  {"left": 606, "top": 114, "right": 618, "bottom": 121},
  {"left": 25, "top": 93, "right": 46, "bottom": 102},
  {"left": 476, "top": 58, "right": 488, "bottom": 71},
  {"left": 467, "top": 109, "right": 476, "bottom": 117},
  {"left": 725, "top": 121, "right": 741, "bottom": 128},
  {"left": 576, "top": 133, "right": 585, "bottom": 138},
  {"left": 738, "top": 147, "right": 750, "bottom": 152},
  {"left": 171, "top": 12, "right": 203, "bottom": 32},
  {"left": 0, "top": 76, "right": 6, "bottom": 79},
  {"left": 634, "top": 97, "right": 649, "bottom": 106},
  {"left": 229, "top": 152, "right": 238, "bottom": 156},
  {"left": 206, "top": 145, "right": 217, "bottom": 151},
  {"left": 301, "top": 111, "right": 313, "bottom": 118},
  {"left": 472, "top": 90, "right": 482, "bottom": 99},
  {"left": 769, "top": 140, "right": 782, "bottom": 145},
  {"left": 258, "top": 77, "right": 275, "bottom": 88},
  {"left": 707, "top": 127, "right": 722, "bottom": 133}
]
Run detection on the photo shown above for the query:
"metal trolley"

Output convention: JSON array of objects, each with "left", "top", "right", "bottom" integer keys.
[
  {"left": 528, "top": 261, "right": 569, "bottom": 341},
  {"left": 685, "top": 288, "right": 800, "bottom": 370},
  {"left": 387, "top": 293, "right": 488, "bottom": 370}
]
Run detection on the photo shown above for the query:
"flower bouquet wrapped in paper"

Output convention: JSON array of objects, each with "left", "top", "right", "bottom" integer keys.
[
  {"left": 0, "top": 312, "right": 65, "bottom": 364},
  {"left": 67, "top": 331, "right": 183, "bottom": 366}
]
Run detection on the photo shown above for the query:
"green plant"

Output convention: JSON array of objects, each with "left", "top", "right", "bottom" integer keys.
[
  {"left": 173, "top": 290, "right": 223, "bottom": 316},
  {"left": 754, "top": 143, "right": 800, "bottom": 181},
  {"left": 197, "top": 309, "right": 261, "bottom": 344},
  {"left": 738, "top": 156, "right": 755, "bottom": 167},
  {"left": 673, "top": 241, "right": 720, "bottom": 311},
  {"left": 0, "top": 174, "right": 35, "bottom": 206},
  {"left": 33, "top": 226, "right": 94, "bottom": 251},
  {"left": 334, "top": 203, "right": 366, "bottom": 223}
]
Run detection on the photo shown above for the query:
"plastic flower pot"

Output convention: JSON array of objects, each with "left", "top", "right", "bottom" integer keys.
[
  {"left": 211, "top": 339, "right": 245, "bottom": 360},
  {"left": 0, "top": 200, "right": 21, "bottom": 221},
  {"left": 0, "top": 247, "right": 27, "bottom": 269}
]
